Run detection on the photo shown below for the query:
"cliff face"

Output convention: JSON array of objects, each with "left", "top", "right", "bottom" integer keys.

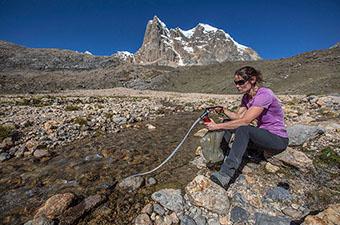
[{"left": 134, "top": 16, "right": 261, "bottom": 66}]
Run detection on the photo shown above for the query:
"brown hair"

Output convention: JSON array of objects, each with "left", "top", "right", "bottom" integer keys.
[{"left": 234, "top": 66, "right": 263, "bottom": 84}]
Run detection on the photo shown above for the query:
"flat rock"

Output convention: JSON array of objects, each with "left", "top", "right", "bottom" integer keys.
[
  {"left": 254, "top": 213, "right": 291, "bottom": 225},
  {"left": 59, "top": 194, "right": 106, "bottom": 225},
  {"left": 185, "top": 175, "right": 230, "bottom": 215},
  {"left": 267, "top": 147, "right": 315, "bottom": 173},
  {"left": 302, "top": 204, "right": 340, "bottom": 225},
  {"left": 151, "top": 189, "right": 184, "bottom": 212},
  {"left": 264, "top": 186, "right": 292, "bottom": 202},
  {"left": 34, "top": 193, "right": 75, "bottom": 220}
]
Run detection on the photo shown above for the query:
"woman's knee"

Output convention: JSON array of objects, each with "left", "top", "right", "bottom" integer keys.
[{"left": 235, "top": 125, "right": 251, "bottom": 134}]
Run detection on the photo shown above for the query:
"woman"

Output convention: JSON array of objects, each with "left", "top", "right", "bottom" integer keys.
[{"left": 204, "top": 66, "right": 289, "bottom": 189}]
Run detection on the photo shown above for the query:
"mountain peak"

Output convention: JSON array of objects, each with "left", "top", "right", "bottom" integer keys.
[{"left": 135, "top": 16, "right": 261, "bottom": 66}]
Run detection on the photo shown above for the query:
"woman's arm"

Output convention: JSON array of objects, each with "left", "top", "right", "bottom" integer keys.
[
  {"left": 205, "top": 106, "right": 264, "bottom": 130},
  {"left": 220, "top": 106, "right": 247, "bottom": 120}
]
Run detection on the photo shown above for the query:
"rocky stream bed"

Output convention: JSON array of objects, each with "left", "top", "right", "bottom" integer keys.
[{"left": 0, "top": 88, "right": 339, "bottom": 225}]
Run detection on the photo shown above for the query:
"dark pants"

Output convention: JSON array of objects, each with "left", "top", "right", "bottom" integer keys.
[{"left": 220, "top": 125, "right": 289, "bottom": 177}]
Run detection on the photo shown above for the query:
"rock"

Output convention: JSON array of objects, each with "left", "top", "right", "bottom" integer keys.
[
  {"left": 302, "top": 204, "right": 340, "bottom": 225},
  {"left": 0, "top": 137, "right": 13, "bottom": 150},
  {"left": 34, "top": 193, "right": 75, "bottom": 220},
  {"left": 230, "top": 206, "right": 249, "bottom": 223},
  {"left": 141, "top": 203, "right": 153, "bottom": 215},
  {"left": 180, "top": 215, "right": 197, "bottom": 225},
  {"left": 169, "top": 212, "right": 180, "bottom": 224},
  {"left": 33, "top": 149, "right": 50, "bottom": 158},
  {"left": 153, "top": 203, "right": 165, "bottom": 216},
  {"left": 134, "top": 213, "right": 152, "bottom": 225},
  {"left": 190, "top": 156, "right": 207, "bottom": 169},
  {"left": 0, "top": 152, "right": 11, "bottom": 161},
  {"left": 25, "top": 140, "right": 39, "bottom": 153},
  {"left": 254, "top": 213, "right": 291, "bottom": 225},
  {"left": 195, "top": 146, "right": 202, "bottom": 156},
  {"left": 146, "top": 124, "right": 156, "bottom": 130},
  {"left": 207, "top": 217, "right": 220, "bottom": 225},
  {"left": 265, "top": 162, "right": 280, "bottom": 173},
  {"left": 118, "top": 176, "right": 144, "bottom": 191},
  {"left": 282, "top": 207, "right": 303, "bottom": 219},
  {"left": 194, "top": 128, "right": 209, "bottom": 138},
  {"left": 112, "top": 116, "right": 127, "bottom": 125},
  {"left": 194, "top": 215, "right": 207, "bottom": 225},
  {"left": 32, "top": 215, "right": 55, "bottom": 225},
  {"left": 185, "top": 175, "right": 230, "bottom": 215},
  {"left": 43, "top": 120, "right": 60, "bottom": 134},
  {"left": 219, "top": 216, "right": 229, "bottom": 225},
  {"left": 59, "top": 194, "right": 106, "bottom": 225},
  {"left": 151, "top": 189, "right": 184, "bottom": 212},
  {"left": 287, "top": 125, "right": 325, "bottom": 146},
  {"left": 264, "top": 186, "right": 292, "bottom": 202},
  {"left": 267, "top": 147, "right": 315, "bottom": 173},
  {"left": 200, "top": 131, "right": 224, "bottom": 163},
  {"left": 146, "top": 177, "right": 157, "bottom": 186}
]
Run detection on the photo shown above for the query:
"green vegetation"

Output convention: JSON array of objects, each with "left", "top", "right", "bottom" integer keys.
[
  {"left": 72, "top": 117, "right": 87, "bottom": 126},
  {"left": 65, "top": 104, "right": 80, "bottom": 111},
  {"left": 0, "top": 125, "right": 14, "bottom": 141},
  {"left": 319, "top": 147, "right": 340, "bottom": 166}
]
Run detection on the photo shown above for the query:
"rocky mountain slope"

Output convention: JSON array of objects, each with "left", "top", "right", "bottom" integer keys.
[
  {"left": 1, "top": 40, "right": 339, "bottom": 95},
  {"left": 134, "top": 16, "right": 261, "bottom": 66}
]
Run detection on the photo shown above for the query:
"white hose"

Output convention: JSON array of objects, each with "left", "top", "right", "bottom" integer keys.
[{"left": 126, "top": 117, "right": 202, "bottom": 178}]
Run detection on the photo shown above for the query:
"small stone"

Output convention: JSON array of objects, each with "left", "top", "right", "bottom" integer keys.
[
  {"left": 146, "top": 177, "right": 157, "bottom": 186},
  {"left": 134, "top": 213, "right": 152, "bottom": 225},
  {"left": 244, "top": 174, "right": 256, "bottom": 184},
  {"left": 265, "top": 162, "right": 280, "bottom": 173},
  {"left": 33, "top": 149, "right": 50, "bottom": 158},
  {"left": 141, "top": 203, "right": 153, "bottom": 215},
  {"left": 153, "top": 203, "right": 165, "bottom": 216},
  {"left": 242, "top": 165, "right": 252, "bottom": 174},
  {"left": 146, "top": 124, "right": 156, "bottom": 130},
  {"left": 282, "top": 207, "right": 303, "bottom": 219},
  {"left": 169, "top": 212, "right": 179, "bottom": 224},
  {"left": 118, "top": 176, "right": 144, "bottom": 191},
  {"left": 180, "top": 215, "right": 196, "bottom": 225},
  {"left": 219, "top": 216, "right": 229, "bottom": 225},
  {"left": 0, "top": 152, "right": 11, "bottom": 162},
  {"left": 230, "top": 206, "right": 249, "bottom": 223}
]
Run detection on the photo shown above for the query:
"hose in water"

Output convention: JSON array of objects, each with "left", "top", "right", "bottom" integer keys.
[{"left": 126, "top": 117, "right": 202, "bottom": 179}]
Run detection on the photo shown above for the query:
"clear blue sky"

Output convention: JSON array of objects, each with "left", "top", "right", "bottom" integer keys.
[{"left": 0, "top": 0, "right": 339, "bottom": 59}]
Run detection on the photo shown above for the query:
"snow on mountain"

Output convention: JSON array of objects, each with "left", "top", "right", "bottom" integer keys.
[
  {"left": 84, "top": 51, "right": 93, "bottom": 55},
  {"left": 134, "top": 16, "right": 261, "bottom": 66}
]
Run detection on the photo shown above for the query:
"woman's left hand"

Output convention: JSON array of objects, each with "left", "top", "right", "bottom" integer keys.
[{"left": 204, "top": 119, "right": 220, "bottom": 131}]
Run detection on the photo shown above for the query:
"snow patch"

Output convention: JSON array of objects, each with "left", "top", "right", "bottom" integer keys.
[{"left": 84, "top": 50, "right": 93, "bottom": 55}]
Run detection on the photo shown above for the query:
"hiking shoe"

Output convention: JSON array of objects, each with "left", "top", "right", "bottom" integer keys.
[{"left": 210, "top": 171, "right": 231, "bottom": 188}]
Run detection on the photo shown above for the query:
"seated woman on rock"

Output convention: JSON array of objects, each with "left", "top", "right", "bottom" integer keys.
[{"left": 204, "top": 66, "right": 289, "bottom": 189}]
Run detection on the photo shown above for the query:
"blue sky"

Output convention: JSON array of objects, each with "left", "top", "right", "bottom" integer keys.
[{"left": 0, "top": 0, "right": 339, "bottom": 59}]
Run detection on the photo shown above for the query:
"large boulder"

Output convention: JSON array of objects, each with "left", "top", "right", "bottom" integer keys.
[
  {"left": 287, "top": 125, "right": 325, "bottom": 146},
  {"left": 200, "top": 131, "right": 225, "bottom": 163},
  {"left": 185, "top": 175, "right": 230, "bottom": 215}
]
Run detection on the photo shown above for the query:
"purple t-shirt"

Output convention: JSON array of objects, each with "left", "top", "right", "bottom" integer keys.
[{"left": 241, "top": 87, "right": 288, "bottom": 138}]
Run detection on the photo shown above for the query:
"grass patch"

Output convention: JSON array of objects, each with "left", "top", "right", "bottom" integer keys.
[
  {"left": 0, "top": 125, "right": 14, "bottom": 141},
  {"left": 319, "top": 147, "right": 340, "bottom": 166},
  {"left": 73, "top": 117, "right": 87, "bottom": 126},
  {"left": 65, "top": 104, "right": 80, "bottom": 111}
]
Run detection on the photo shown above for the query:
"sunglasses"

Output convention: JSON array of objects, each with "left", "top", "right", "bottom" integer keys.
[{"left": 234, "top": 79, "right": 248, "bottom": 86}]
